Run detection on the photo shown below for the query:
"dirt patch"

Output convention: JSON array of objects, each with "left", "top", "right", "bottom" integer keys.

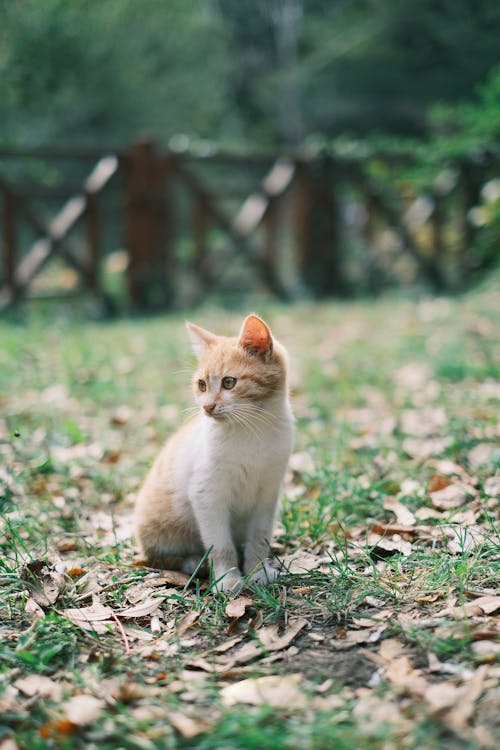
[{"left": 280, "top": 634, "right": 377, "bottom": 688}]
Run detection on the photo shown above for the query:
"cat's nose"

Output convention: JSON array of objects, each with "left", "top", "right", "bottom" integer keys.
[{"left": 203, "top": 403, "right": 216, "bottom": 415}]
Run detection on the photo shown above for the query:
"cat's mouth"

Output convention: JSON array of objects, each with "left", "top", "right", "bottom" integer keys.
[{"left": 203, "top": 410, "right": 226, "bottom": 420}]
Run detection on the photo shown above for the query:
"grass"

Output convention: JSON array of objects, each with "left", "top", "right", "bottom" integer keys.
[{"left": 1, "top": 275, "right": 499, "bottom": 749}]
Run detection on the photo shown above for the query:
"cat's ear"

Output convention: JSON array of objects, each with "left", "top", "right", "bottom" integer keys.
[
  {"left": 185, "top": 322, "right": 218, "bottom": 357},
  {"left": 238, "top": 314, "right": 273, "bottom": 361}
]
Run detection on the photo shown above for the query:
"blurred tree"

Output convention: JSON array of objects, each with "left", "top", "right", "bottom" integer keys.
[
  {"left": 1, "top": 0, "right": 499, "bottom": 147},
  {"left": 301, "top": 0, "right": 500, "bottom": 135},
  {"left": 218, "top": 0, "right": 500, "bottom": 141},
  {"left": 0, "top": 0, "right": 235, "bottom": 146}
]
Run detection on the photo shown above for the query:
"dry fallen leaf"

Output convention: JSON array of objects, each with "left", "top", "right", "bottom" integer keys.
[
  {"left": 403, "top": 436, "right": 452, "bottom": 461},
  {"left": 14, "top": 675, "right": 62, "bottom": 701},
  {"left": 383, "top": 656, "right": 427, "bottom": 696},
  {"left": 24, "top": 597, "right": 45, "bottom": 622},
  {"left": 483, "top": 476, "right": 500, "bottom": 498},
  {"left": 429, "top": 483, "right": 472, "bottom": 510},
  {"left": 176, "top": 610, "right": 201, "bottom": 636},
  {"left": 467, "top": 443, "right": 497, "bottom": 470},
  {"left": 278, "top": 550, "right": 328, "bottom": 574},
  {"left": 169, "top": 711, "right": 213, "bottom": 738},
  {"left": 61, "top": 599, "right": 115, "bottom": 633},
  {"left": 427, "top": 472, "right": 452, "bottom": 493},
  {"left": 221, "top": 674, "right": 306, "bottom": 708},
  {"left": 218, "top": 617, "right": 308, "bottom": 666},
  {"left": 63, "top": 694, "right": 104, "bottom": 726},
  {"left": 352, "top": 609, "right": 393, "bottom": 629},
  {"left": 426, "top": 666, "right": 490, "bottom": 731},
  {"left": 117, "top": 596, "right": 163, "bottom": 619},
  {"left": 352, "top": 693, "right": 411, "bottom": 734},
  {"left": 369, "top": 535, "right": 413, "bottom": 558},
  {"left": 145, "top": 571, "right": 191, "bottom": 588},
  {"left": 435, "top": 595, "right": 500, "bottom": 619},
  {"left": 471, "top": 640, "right": 500, "bottom": 660},
  {"left": 378, "top": 638, "right": 407, "bottom": 661},
  {"left": 331, "top": 625, "right": 387, "bottom": 650},
  {"left": 224, "top": 597, "right": 254, "bottom": 620},
  {"left": 424, "top": 680, "right": 460, "bottom": 712},
  {"left": 383, "top": 498, "right": 416, "bottom": 526},
  {"left": 20, "top": 560, "right": 65, "bottom": 608}
]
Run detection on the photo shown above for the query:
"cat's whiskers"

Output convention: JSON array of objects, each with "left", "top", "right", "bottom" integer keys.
[
  {"left": 232, "top": 403, "right": 283, "bottom": 428},
  {"left": 228, "top": 409, "right": 266, "bottom": 441}
]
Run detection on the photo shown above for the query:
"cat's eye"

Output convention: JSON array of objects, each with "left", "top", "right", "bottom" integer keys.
[
  {"left": 198, "top": 379, "right": 207, "bottom": 392},
  {"left": 222, "top": 377, "right": 237, "bottom": 390}
]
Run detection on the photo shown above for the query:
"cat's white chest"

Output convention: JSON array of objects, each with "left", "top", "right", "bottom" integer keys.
[{"left": 186, "top": 409, "right": 293, "bottom": 513}]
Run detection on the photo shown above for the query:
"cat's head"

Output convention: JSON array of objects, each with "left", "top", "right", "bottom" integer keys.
[{"left": 186, "top": 314, "right": 288, "bottom": 421}]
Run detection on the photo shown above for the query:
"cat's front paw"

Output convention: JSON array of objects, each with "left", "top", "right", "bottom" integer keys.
[
  {"left": 248, "top": 562, "right": 279, "bottom": 586},
  {"left": 215, "top": 567, "right": 244, "bottom": 593}
]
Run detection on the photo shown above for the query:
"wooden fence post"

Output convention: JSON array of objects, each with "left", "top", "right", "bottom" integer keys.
[
  {"left": 260, "top": 197, "right": 290, "bottom": 300},
  {"left": 193, "top": 191, "right": 211, "bottom": 290},
  {"left": 84, "top": 192, "right": 101, "bottom": 297},
  {"left": 2, "top": 187, "right": 17, "bottom": 301},
  {"left": 124, "top": 137, "right": 173, "bottom": 310},
  {"left": 294, "top": 156, "right": 343, "bottom": 296}
]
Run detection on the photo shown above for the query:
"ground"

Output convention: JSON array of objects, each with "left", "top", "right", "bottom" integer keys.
[{"left": 0, "top": 276, "right": 499, "bottom": 749}]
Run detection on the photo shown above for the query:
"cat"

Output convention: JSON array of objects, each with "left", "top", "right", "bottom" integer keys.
[{"left": 134, "top": 314, "right": 294, "bottom": 591}]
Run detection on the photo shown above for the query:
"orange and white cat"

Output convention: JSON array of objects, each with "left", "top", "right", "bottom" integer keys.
[{"left": 134, "top": 314, "right": 294, "bottom": 591}]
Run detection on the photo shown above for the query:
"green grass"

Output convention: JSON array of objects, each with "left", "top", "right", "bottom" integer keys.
[{"left": 1, "top": 275, "right": 499, "bottom": 749}]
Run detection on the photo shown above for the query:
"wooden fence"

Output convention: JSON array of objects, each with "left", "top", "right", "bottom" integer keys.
[{"left": 0, "top": 138, "right": 495, "bottom": 312}]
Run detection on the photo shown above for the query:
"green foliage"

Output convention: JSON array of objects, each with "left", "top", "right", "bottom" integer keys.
[
  {"left": 0, "top": 0, "right": 234, "bottom": 146},
  {"left": 2, "top": 0, "right": 500, "bottom": 147}
]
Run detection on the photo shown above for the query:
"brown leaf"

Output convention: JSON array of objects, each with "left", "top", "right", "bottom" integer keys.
[
  {"left": 383, "top": 498, "right": 416, "bottom": 526},
  {"left": 169, "top": 711, "right": 212, "bottom": 738},
  {"left": 221, "top": 674, "right": 306, "bottom": 708},
  {"left": 145, "top": 570, "right": 191, "bottom": 587},
  {"left": 224, "top": 596, "right": 253, "bottom": 620},
  {"left": 223, "top": 617, "right": 308, "bottom": 666},
  {"left": 117, "top": 596, "right": 162, "bottom": 619},
  {"left": 429, "top": 483, "right": 472, "bottom": 510},
  {"left": 56, "top": 539, "right": 78, "bottom": 552},
  {"left": 24, "top": 597, "right": 45, "bottom": 622},
  {"left": 424, "top": 680, "right": 461, "bottom": 712},
  {"left": 403, "top": 436, "right": 452, "bottom": 461},
  {"left": 467, "top": 443, "right": 497, "bottom": 470},
  {"left": 331, "top": 625, "right": 387, "bottom": 650},
  {"left": 63, "top": 695, "right": 104, "bottom": 726},
  {"left": 176, "top": 610, "right": 201, "bottom": 636},
  {"left": 484, "top": 476, "right": 500, "bottom": 497},
  {"left": 471, "top": 640, "right": 500, "bottom": 660},
  {"left": 258, "top": 617, "right": 308, "bottom": 651},
  {"left": 213, "top": 635, "right": 245, "bottom": 654},
  {"left": 278, "top": 551, "right": 328, "bottom": 574},
  {"left": 20, "top": 560, "right": 65, "bottom": 608},
  {"left": 429, "top": 666, "right": 490, "bottom": 731},
  {"left": 66, "top": 568, "right": 85, "bottom": 579},
  {"left": 352, "top": 693, "right": 412, "bottom": 734},
  {"left": 370, "top": 536, "right": 413, "bottom": 558},
  {"left": 383, "top": 656, "right": 427, "bottom": 696},
  {"left": 371, "top": 523, "right": 421, "bottom": 538},
  {"left": 61, "top": 600, "right": 114, "bottom": 633},
  {"left": 428, "top": 472, "right": 452, "bottom": 493},
  {"left": 352, "top": 609, "right": 393, "bottom": 628},
  {"left": 378, "top": 638, "right": 406, "bottom": 660},
  {"left": 435, "top": 595, "right": 500, "bottom": 619},
  {"left": 14, "top": 675, "right": 62, "bottom": 701}
]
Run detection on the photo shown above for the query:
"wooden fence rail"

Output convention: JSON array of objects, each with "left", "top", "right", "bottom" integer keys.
[{"left": 0, "top": 138, "right": 497, "bottom": 312}]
